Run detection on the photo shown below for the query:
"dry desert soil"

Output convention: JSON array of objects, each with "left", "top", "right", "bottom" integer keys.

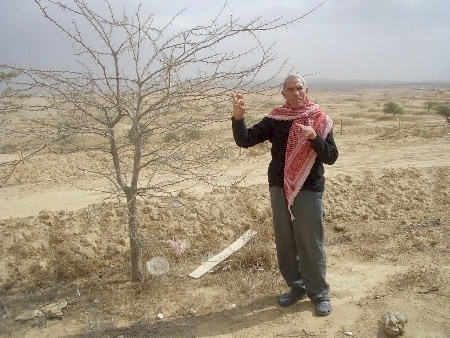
[{"left": 1, "top": 84, "right": 450, "bottom": 338}]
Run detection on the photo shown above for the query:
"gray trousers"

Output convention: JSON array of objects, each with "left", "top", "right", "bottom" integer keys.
[{"left": 269, "top": 186, "right": 329, "bottom": 300}]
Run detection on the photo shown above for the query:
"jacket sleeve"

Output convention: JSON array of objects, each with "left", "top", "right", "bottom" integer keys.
[
  {"left": 231, "top": 116, "right": 271, "bottom": 148},
  {"left": 309, "top": 129, "right": 339, "bottom": 165}
]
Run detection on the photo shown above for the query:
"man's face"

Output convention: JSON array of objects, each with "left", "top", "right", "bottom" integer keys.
[{"left": 282, "top": 78, "right": 308, "bottom": 108}]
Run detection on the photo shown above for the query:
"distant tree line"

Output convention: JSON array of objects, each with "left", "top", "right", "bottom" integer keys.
[{"left": 382, "top": 100, "right": 450, "bottom": 123}]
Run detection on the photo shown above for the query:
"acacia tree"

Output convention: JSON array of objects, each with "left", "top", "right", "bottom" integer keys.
[
  {"left": 434, "top": 105, "right": 450, "bottom": 123},
  {"left": 1, "top": 0, "right": 322, "bottom": 281},
  {"left": 423, "top": 100, "right": 438, "bottom": 112},
  {"left": 383, "top": 101, "right": 404, "bottom": 116}
]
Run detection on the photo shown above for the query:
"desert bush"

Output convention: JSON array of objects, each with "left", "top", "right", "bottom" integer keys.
[
  {"left": 184, "top": 129, "right": 202, "bottom": 141},
  {"left": 163, "top": 132, "right": 179, "bottom": 143},
  {"left": 423, "top": 101, "right": 438, "bottom": 112},
  {"left": 127, "top": 123, "right": 152, "bottom": 144},
  {"left": 434, "top": 105, "right": 450, "bottom": 122},
  {"left": 383, "top": 101, "right": 404, "bottom": 116},
  {"left": 419, "top": 129, "right": 431, "bottom": 138}
]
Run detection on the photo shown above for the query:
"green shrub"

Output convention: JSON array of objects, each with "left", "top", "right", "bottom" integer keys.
[
  {"left": 383, "top": 101, "right": 404, "bottom": 116},
  {"left": 185, "top": 129, "right": 202, "bottom": 140},
  {"left": 419, "top": 129, "right": 431, "bottom": 138},
  {"left": 127, "top": 123, "right": 152, "bottom": 144},
  {"left": 163, "top": 131, "right": 179, "bottom": 142}
]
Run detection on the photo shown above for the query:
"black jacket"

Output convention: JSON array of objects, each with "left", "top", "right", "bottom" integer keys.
[{"left": 232, "top": 116, "right": 338, "bottom": 192}]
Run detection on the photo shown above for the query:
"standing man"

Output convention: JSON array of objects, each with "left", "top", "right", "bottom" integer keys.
[{"left": 231, "top": 74, "right": 338, "bottom": 316}]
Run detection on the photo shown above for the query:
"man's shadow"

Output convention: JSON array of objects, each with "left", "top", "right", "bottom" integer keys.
[{"left": 66, "top": 294, "right": 313, "bottom": 338}]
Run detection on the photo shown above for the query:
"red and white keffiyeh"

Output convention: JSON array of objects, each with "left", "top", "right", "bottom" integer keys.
[{"left": 266, "top": 98, "right": 333, "bottom": 220}]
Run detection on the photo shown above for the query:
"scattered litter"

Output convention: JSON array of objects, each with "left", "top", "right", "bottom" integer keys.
[
  {"left": 165, "top": 239, "right": 190, "bottom": 256},
  {"left": 41, "top": 299, "right": 67, "bottom": 318},
  {"left": 146, "top": 257, "right": 170, "bottom": 275},
  {"left": 189, "top": 229, "right": 257, "bottom": 278},
  {"left": 14, "top": 300, "right": 67, "bottom": 321},
  {"left": 15, "top": 310, "right": 44, "bottom": 321},
  {"left": 157, "top": 312, "right": 164, "bottom": 320},
  {"left": 187, "top": 308, "right": 197, "bottom": 316}
]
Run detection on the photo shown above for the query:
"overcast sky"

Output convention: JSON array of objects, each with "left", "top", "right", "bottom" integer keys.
[{"left": 1, "top": 0, "right": 449, "bottom": 83}]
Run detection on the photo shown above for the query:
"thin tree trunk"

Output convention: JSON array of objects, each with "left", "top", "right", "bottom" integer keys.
[
  {"left": 127, "top": 120, "right": 144, "bottom": 282},
  {"left": 127, "top": 190, "right": 142, "bottom": 282}
]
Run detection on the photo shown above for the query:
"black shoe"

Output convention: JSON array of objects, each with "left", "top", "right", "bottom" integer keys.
[
  {"left": 278, "top": 288, "right": 307, "bottom": 307},
  {"left": 314, "top": 295, "right": 332, "bottom": 316}
]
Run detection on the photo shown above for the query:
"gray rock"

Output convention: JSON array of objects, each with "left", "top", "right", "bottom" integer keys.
[{"left": 381, "top": 311, "right": 408, "bottom": 336}]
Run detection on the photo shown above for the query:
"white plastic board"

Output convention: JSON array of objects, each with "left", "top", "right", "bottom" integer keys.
[{"left": 188, "top": 229, "right": 257, "bottom": 278}]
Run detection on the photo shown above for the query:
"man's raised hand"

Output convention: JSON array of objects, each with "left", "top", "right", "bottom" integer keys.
[{"left": 231, "top": 93, "right": 245, "bottom": 121}]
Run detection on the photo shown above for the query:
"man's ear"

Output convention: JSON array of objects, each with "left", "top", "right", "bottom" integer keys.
[{"left": 306, "top": 87, "right": 309, "bottom": 93}]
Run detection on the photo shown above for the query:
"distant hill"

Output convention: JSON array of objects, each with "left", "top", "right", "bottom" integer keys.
[
  {"left": 247, "top": 77, "right": 450, "bottom": 91},
  {"left": 299, "top": 78, "right": 450, "bottom": 91}
]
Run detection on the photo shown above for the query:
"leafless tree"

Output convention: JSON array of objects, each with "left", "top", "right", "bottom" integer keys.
[{"left": 0, "top": 0, "right": 323, "bottom": 281}]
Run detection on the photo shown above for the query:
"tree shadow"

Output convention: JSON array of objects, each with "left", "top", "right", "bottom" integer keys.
[{"left": 66, "top": 294, "right": 313, "bottom": 337}]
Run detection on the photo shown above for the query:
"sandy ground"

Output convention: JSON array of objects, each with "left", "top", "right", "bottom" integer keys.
[{"left": 1, "top": 85, "right": 450, "bottom": 337}]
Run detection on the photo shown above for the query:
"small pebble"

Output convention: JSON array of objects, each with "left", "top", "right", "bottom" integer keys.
[{"left": 187, "top": 308, "right": 197, "bottom": 316}]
